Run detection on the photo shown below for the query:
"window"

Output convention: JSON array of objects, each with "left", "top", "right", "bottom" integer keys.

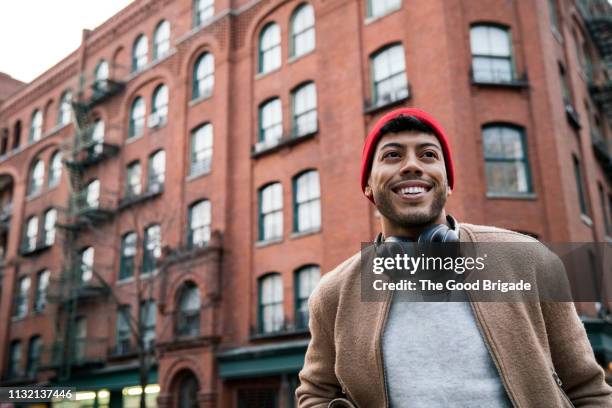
[
  {"left": 470, "top": 25, "right": 514, "bottom": 83},
  {"left": 23, "top": 216, "right": 38, "bottom": 252},
  {"left": 194, "top": 0, "right": 214, "bottom": 27},
  {"left": 28, "top": 159, "right": 44, "bottom": 196},
  {"left": 141, "top": 300, "right": 156, "bottom": 350},
  {"left": 85, "top": 179, "right": 100, "bottom": 209},
  {"left": 176, "top": 282, "right": 200, "bottom": 336},
  {"left": 371, "top": 44, "right": 408, "bottom": 106},
  {"left": 599, "top": 184, "right": 610, "bottom": 235},
  {"left": 26, "top": 336, "right": 42, "bottom": 378},
  {"left": 259, "top": 183, "right": 283, "bottom": 241},
  {"left": 548, "top": 0, "right": 559, "bottom": 33},
  {"left": 119, "top": 232, "right": 137, "bottom": 280},
  {"left": 258, "top": 98, "right": 283, "bottom": 148},
  {"left": 7, "top": 341, "right": 21, "bottom": 378},
  {"left": 192, "top": 53, "right": 214, "bottom": 100},
  {"left": 188, "top": 200, "right": 211, "bottom": 248},
  {"left": 190, "top": 124, "right": 213, "bottom": 175},
  {"left": 559, "top": 64, "right": 572, "bottom": 105},
  {"left": 367, "top": 0, "right": 401, "bottom": 19},
  {"left": 90, "top": 119, "right": 105, "bottom": 156},
  {"left": 259, "top": 273, "right": 283, "bottom": 333},
  {"left": 292, "top": 83, "right": 317, "bottom": 137},
  {"left": 148, "top": 150, "right": 166, "bottom": 192},
  {"left": 94, "top": 60, "right": 109, "bottom": 84},
  {"left": 126, "top": 161, "right": 142, "bottom": 197},
  {"left": 129, "top": 97, "right": 146, "bottom": 138},
  {"left": 74, "top": 317, "right": 87, "bottom": 362},
  {"left": 143, "top": 224, "right": 161, "bottom": 274},
  {"left": 295, "top": 265, "right": 320, "bottom": 328},
  {"left": 290, "top": 4, "right": 315, "bottom": 58},
  {"left": 14, "top": 276, "right": 30, "bottom": 318},
  {"left": 573, "top": 155, "right": 588, "bottom": 216},
  {"left": 151, "top": 84, "right": 169, "bottom": 126},
  {"left": 132, "top": 35, "right": 148, "bottom": 72},
  {"left": 482, "top": 125, "right": 532, "bottom": 195},
  {"left": 58, "top": 90, "right": 72, "bottom": 126},
  {"left": 81, "top": 247, "right": 94, "bottom": 283},
  {"left": 293, "top": 170, "right": 321, "bottom": 232},
  {"left": 116, "top": 306, "right": 131, "bottom": 355},
  {"left": 259, "top": 23, "right": 281, "bottom": 74},
  {"left": 13, "top": 120, "right": 21, "bottom": 150},
  {"left": 153, "top": 20, "right": 171, "bottom": 60},
  {"left": 43, "top": 208, "right": 57, "bottom": 246},
  {"left": 48, "top": 151, "right": 62, "bottom": 187},
  {"left": 34, "top": 269, "right": 50, "bottom": 312},
  {"left": 29, "top": 109, "right": 43, "bottom": 143}
]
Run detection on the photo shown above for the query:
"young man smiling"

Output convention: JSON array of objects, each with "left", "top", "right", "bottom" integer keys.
[{"left": 296, "top": 108, "right": 612, "bottom": 407}]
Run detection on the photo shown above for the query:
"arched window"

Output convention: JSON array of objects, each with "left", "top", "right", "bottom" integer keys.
[
  {"left": 187, "top": 200, "right": 211, "bottom": 248},
  {"left": 258, "top": 98, "right": 282, "bottom": 149},
  {"left": 193, "top": 0, "right": 214, "bottom": 27},
  {"left": 91, "top": 119, "right": 105, "bottom": 155},
  {"left": 34, "top": 269, "right": 50, "bottom": 312},
  {"left": 26, "top": 336, "right": 42, "bottom": 378},
  {"left": 293, "top": 170, "right": 321, "bottom": 232},
  {"left": 14, "top": 276, "right": 31, "bottom": 318},
  {"left": 367, "top": 0, "right": 401, "bottom": 19},
  {"left": 143, "top": 224, "right": 161, "bottom": 274},
  {"left": 370, "top": 44, "right": 408, "bottom": 106},
  {"left": 119, "top": 232, "right": 137, "bottom": 280},
  {"left": 28, "top": 159, "right": 44, "bottom": 196},
  {"left": 190, "top": 124, "right": 213, "bottom": 176},
  {"left": 80, "top": 247, "right": 95, "bottom": 282},
  {"left": 94, "top": 60, "right": 110, "bottom": 93},
  {"left": 29, "top": 109, "right": 43, "bottom": 143},
  {"left": 290, "top": 4, "right": 315, "bottom": 58},
  {"left": 13, "top": 120, "right": 21, "bottom": 150},
  {"left": 126, "top": 161, "right": 142, "bottom": 197},
  {"left": 48, "top": 151, "right": 62, "bottom": 188},
  {"left": 295, "top": 265, "right": 320, "bottom": 328},
  {"left": 148, "top": 150, "right": 166, "bottom": 192},
  {"left": 132, "top": 35, "right": 148, "bottom": 72},
  {"left": 43, "top": 208, "right": 57, "bottom": 246},
  {"left": 153, "top": 20, "right": 171, "bottom": 60},
  {"left": 192, "top": 53, "right": 214, "bottom": 100},
  {"left": 151, "top": 84, "right": 169, "bottom": 126},
  {"left": 291, "top": 82, "right": 318, "bottom": 137},
  {"left": 258, "top": 182, "right": 283, "bottom": 241},
  {"left": 259, "top": 23, "right": 281, "bottom": 74},
  {"left": 129, "top": 97, "right": 146, "bottom": 138},
  {"left": 176, "top": 282, "right": 201, "bottom": 336},
  {"left": 58, "top": 90, "right": 72, "bottom": 126},
  {"left": 23, "top": 216, "right": 38, "bottom": 253},
  {"left": 259, "top": 273, "right": 283, "bottom": 333},
  {"left": 482, "top": 124, "right": 532, "bottom": 195},
  {"left": 85, "top": 179, "right": 100, "bottom": 209},
  {"left": 470, "top": 25, "right": 514, "bottom": 83},
  {"left": 177, "top": 372, "right": 199, "bottom": 408}
]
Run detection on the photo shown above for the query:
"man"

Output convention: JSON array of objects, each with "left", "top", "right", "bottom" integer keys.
[{"left": 296, "top": 108, "right": 612, "bottom": 407}]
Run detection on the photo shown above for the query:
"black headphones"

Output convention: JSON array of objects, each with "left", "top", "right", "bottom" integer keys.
[{"left": 374, "top": 214, "right": 460, "bottom": 246}]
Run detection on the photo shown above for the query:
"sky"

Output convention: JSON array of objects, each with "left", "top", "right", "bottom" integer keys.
[{"left": 0, "top": 0, "right": 134, "bottom": 83}]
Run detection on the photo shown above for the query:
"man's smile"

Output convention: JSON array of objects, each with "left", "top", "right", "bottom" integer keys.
[{"left": 391, "top": 180, "right": 433, "bottom": 201}]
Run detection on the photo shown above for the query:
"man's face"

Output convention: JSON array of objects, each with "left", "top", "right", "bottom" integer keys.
[{"left": 365, "top": 131, "right": 451, "bottom": 230}]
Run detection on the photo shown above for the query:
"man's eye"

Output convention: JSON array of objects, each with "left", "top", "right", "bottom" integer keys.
[
  {"left": 422, "top": 151, "right": 438, "bottom": 159},
  {"left": 383, "top": 151, "right": 400, "bottom": 159}
]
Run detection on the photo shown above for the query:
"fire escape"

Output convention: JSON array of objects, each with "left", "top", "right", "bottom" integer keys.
[
  {"left": 578, "top": 0, "right": 612, "bottom": 180},
  {"left": 43, "top": 71, "right": 125, "bottom": 381}
]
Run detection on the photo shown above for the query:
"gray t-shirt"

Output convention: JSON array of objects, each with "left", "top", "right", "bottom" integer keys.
[{"left": 382, "top": 299, "right": 513, "bottom": 407}]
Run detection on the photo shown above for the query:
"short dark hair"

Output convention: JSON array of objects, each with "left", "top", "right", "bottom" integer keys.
[{"left": 377, "top": 114, "right": 436, "bottom": 138}]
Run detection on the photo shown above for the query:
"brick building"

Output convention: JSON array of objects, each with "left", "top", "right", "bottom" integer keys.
[{"left": 0, "top": 0, "right": 610, "bottom": 407}]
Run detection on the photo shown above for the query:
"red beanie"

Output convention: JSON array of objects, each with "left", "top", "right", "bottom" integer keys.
[{"left": 360, "top": 108, "right": 454, "bottom": 203}]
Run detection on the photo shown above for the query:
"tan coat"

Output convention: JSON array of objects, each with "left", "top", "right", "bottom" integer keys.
[{"left": 296, "top": 223, "right": 612, "bottom": 407}]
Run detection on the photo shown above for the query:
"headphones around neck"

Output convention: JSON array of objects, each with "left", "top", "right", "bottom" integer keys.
[{"left": 375, "top": 214, "right": 460, "bottom": 246}]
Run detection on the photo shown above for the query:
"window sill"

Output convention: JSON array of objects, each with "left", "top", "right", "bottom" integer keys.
[
  {"left": 125, "top": 134, "right": 144, "bottom": 145},
  {"left": 551, "top": 27, "right": 563, "bottom": 44},
  {"left": 117, "top": 276, "right": 135, "bottom": 285},
  {"left": 471, "top": 78, "right": 529, "bottom": 89},
  {"left": 255, "top": 237, "right": 283, "bottom": 248},
  {"left": 364, "top": 5, "right": 402, "bottom": 25},
  {"left": 148, "top": 121, "right": 168, "bottom": 134},
  {"left": 25, "top": 191, "right": 43, "bottom": 202},
  {"left": 581, "top": 214, "right": 593, "bottom": 227},
  {"left": 290, "top": 228, "right": 321, "bottom": 240},
  {"left": 364, "top": 91, "right": 410, "bottom": 115},
  {"left": 255, "top": 66, "right": 281, "bottom": 80},
  {"left": 45, "top": 122, "right": 70, "bottom": 137},
  {"left": 288, "top": 49, "right": 315, "bottom": 65},
  {"left": 252, "top": 130, "right": 317, "bottom": 159},
  {"left": 565, "top": 103, "right": 582, "bottom": 130},
  {"left": 485, "top": 192, "right": 537, "bottom": 200},
  {"left": 186, "top": 169, "right": 211, "bottom": 182},
  {"left": 188, "top": 93, "right": 213, "bottom": 107}
]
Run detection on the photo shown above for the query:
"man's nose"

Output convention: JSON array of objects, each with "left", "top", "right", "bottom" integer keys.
[{"left": 399, "top": 153, "right": 423, "bottom": 176}]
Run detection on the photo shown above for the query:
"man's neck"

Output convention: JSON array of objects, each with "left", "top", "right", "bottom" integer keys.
[{"left": 381, "top": 212, "right": 449, "bottom": 240}]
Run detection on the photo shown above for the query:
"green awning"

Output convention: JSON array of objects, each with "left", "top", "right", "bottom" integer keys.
[
  {"left": 54, "top": 366, "right": 158, "bottom": 390},
  {"left": 217, "top": 339, "right": 309, "bottom": 379}
]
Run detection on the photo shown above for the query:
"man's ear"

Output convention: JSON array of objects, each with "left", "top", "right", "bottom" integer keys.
[
  {"left": 446, "top": 186, "right": 453, "bottom": 197},
  {"left": 365, "top": 184, "right": 373, "bottom": 199}
]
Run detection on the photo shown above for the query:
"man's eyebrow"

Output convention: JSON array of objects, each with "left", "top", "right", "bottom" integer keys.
[
  {"left": 417, "top": 142, "right": 442, "bottom": 150},
  {"left": 379, "top": 142, "right": 404, "bottom": 151}
]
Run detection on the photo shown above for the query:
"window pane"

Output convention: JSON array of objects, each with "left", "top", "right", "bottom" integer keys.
[
  {"left": 95, "top": 60, "right": 109, "bottom": 82},
  {"left": 133, "top": 36, "right": 148, "bottom": 71},
  {"left": 292, "top": 5, "right": 315, "bottom": 57},
  {"left": 130, "top": 97, "right": 145, "bottom": 137},
  {"left": 260, "top": 24, "right": 281, "bottom": 73},
  {"left": 154, "top": 21, "right": 171, "bottom": 59},
  {"left": 153, "top": 85, "right": 169, "bottom": 119}
]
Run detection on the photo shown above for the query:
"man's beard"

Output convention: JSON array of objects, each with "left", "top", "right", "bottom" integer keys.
[{"left": 373, "top": 184, "right": 448, "bottom": 228}]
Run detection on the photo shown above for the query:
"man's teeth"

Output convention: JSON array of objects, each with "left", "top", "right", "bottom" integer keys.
[{"left": 399, "top": 186, "right": 427, "bottom": 195}]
